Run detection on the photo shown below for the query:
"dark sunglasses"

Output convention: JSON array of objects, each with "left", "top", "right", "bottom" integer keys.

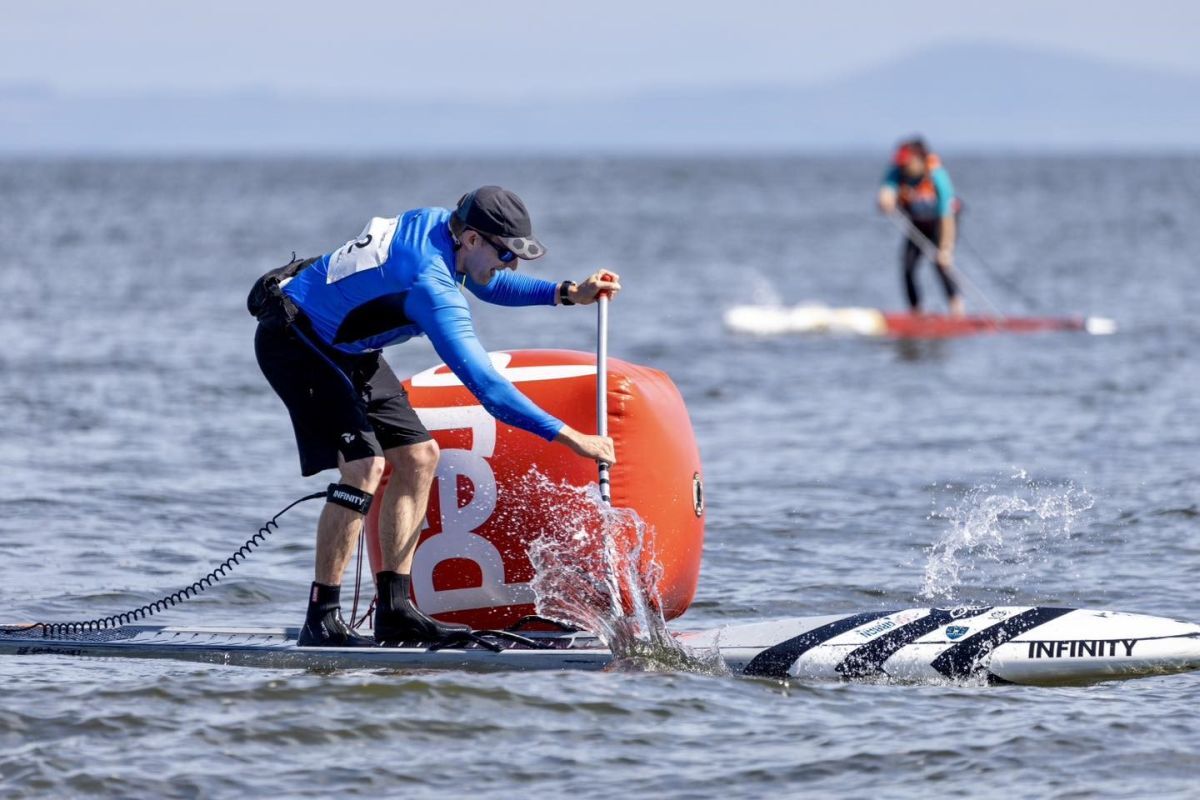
[{"left": 475, "top": 230, "right": 517, "bottom": 263}]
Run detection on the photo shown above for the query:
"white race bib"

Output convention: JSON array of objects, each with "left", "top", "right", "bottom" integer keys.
[{"left": 326, "top": 216, "right": 399, "bottom": 283}]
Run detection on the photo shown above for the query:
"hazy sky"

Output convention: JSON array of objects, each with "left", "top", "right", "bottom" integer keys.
[{"left": 4, "top": 1, "right": 1199, "bottom": 99}]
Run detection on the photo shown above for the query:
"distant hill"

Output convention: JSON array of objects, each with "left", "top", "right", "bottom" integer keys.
[{"left": 1, "top": 41, "right": 1198, "bottom": 154}]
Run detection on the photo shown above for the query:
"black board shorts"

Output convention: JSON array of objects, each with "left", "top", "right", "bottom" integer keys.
[{"left": 254, "top": 308, "right": 431, "bottom": 478}]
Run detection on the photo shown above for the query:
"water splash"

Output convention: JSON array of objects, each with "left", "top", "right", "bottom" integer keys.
[
  {"left": 919, "top": 470, "right": 1094, "bottom": 603},
  {"left": 521, "top": 471, "right": 726, "bottom": 675},
  {"left": 745, "top": 268, "right": 784, "bottom": 307}
]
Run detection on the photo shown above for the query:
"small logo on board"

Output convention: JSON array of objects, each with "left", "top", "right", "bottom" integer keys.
[{"left": 945, "top": 625, "right": 970, "bottom": 641}]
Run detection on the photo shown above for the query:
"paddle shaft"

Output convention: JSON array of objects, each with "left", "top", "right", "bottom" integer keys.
[
  {"left": 596, "top": 293, "right": 611, "bottom": 504},
  {"left": 886, "top": 212, "right": 1006, "bottom": 320},
  {"left": 956, "top": 231, "right": 1045, "bottom": 314}
]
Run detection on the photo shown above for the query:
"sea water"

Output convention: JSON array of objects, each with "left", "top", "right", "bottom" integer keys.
[{"left": 2, "top": 155, "right": 1199, "bottom": 799}]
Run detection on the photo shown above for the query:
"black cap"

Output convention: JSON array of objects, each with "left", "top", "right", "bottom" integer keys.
[{"left": 454, "top": 185, "right": 546, "bottom": 260}]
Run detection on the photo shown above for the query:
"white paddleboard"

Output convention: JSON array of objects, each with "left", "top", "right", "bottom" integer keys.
[{"left": 3, "top": 606, "right": 1197, "bottom": 686}]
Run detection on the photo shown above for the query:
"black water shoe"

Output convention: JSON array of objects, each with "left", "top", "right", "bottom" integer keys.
[
  {"left": 374, "top": 571, "right": 471, "bottom": 644},
  {"left": 297, "top": 582, "right": 375, "bottom": 648}
]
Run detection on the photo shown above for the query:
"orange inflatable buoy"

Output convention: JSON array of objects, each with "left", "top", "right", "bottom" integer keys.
[{"left": 363, "top": 349, "right": 704, "bottom": 630}]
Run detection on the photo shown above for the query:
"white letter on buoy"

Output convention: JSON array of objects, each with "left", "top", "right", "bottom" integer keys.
[{"left": 409, "top": 405, "right": 534, "bottom": 614}]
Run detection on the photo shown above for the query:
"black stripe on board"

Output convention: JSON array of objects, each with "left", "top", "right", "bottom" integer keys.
[
  {"left": 742, "top": 611, "right": 894, "bottom": 679},
  {"left": 932, "top": 607, "right": 1076, "bottom": 680},
  {"left": 835, "top": 608, "right": 992, "bottom": 679}
]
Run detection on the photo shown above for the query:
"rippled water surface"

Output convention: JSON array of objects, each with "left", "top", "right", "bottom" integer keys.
[{"left": 1, "top": 156, "right": 1198, "bottom": 798}]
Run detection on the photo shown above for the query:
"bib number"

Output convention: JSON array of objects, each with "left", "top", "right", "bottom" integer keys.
[{"left": 327, "top": 216, "right": 399, "bottom": 284}]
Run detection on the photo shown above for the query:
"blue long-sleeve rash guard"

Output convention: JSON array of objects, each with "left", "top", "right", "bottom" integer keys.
[{"left": 281, "top": 207, "right": 564, "bottom": 441}]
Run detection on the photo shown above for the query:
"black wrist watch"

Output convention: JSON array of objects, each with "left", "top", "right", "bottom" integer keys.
[{"left": 559, "top": 280, "right": 576, "bottom": 306}]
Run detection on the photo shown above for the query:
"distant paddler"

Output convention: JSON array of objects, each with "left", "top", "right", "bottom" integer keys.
[{"left": 877, "top": 137, "right": 965, "bottom": 317}]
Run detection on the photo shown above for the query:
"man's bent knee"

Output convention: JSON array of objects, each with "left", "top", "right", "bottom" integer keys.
[
  {"left": 386, "top": 440, "right": 440, "bottom": 475},
  {"left": 339, "top": 455, "right": 386, "bottom": 491}
]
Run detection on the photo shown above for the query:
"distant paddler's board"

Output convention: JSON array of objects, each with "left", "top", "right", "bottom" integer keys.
[
  {"left": 723, "top": 304, "right": 1117, "bottom": 339},
  {"left": 2, "top": 607, "right": 1197, "bottom": 686}
]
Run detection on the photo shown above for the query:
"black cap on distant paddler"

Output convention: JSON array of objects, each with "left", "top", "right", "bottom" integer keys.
[{"left": 454, "top": 185, "right": 546, "bottom": 260}]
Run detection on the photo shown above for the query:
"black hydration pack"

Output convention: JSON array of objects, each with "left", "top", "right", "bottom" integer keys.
[{"left": 246, "top": 255, "right": 319, "bottom": 322}]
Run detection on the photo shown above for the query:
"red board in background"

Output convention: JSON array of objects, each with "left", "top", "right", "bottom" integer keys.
[{"left": 882, "top": 313, "right": 1087, "bottom": 338}]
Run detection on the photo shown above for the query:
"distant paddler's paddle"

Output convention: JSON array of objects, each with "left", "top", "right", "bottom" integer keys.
[
  {"left": 956, "top": 230, "right": 1046, "bottom": 314},
  {"left": 596, "top": 273, "right": 613, "bottom": 504},
  {"left": 885, "top": 211, "right": 1006, "bottom": 320}
]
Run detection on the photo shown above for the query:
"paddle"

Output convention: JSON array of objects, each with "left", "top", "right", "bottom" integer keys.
[
  {"left": 596, "top": 274, "right": 612, "bottom": 504},
  {"left": 885, "top": 211, "right": 1007, "bottom": 320},
  {"left": 956, "top": 230, "right": 1047, "bottom": 314}
]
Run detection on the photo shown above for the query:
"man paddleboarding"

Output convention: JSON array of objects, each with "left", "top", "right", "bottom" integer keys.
[
  {"left": 249, "top": 186, "right": 619, "bottom": 647},
  {"left": 877, "top": 137, "right": 965, "bottom": 316}
]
